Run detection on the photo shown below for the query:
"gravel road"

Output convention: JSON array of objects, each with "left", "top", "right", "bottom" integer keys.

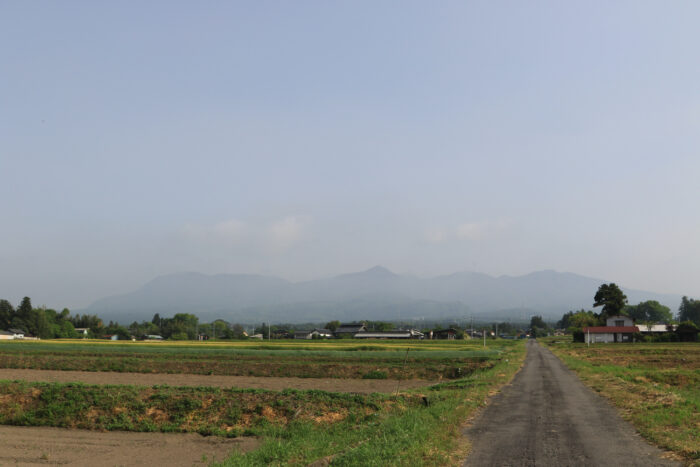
[{"left": 463, "top": 340, "right": 679, "bottom": 466}]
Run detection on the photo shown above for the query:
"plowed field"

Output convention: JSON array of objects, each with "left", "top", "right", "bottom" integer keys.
[{"left": 0, "top": 368, "right": 432, "bottom": 393}]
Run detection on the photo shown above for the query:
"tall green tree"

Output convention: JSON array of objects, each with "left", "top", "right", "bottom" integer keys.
[
  {"left": 678, "top": 296, "right": 700, "bottom": 326},
  {"left": 0, "top": 299, "right": 14, "bottom": 329},
  {"left": 15, "top": 296, "right": 33, "bottom": 330},
  {"left": 593, "top": 283, "right": 628, "bottom": 318},
  {"left": 530, "top": 315, "right": 546, "bottom": 329},
  {"left": 558, "top": 309, "right": 601, "bottom": 330},
  {"left": 624, "top": 300, "right": 673, "bottom": 324}
]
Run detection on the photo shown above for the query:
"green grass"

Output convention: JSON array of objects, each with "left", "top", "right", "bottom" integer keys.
[
  {"left": 0, "top": 380, "right": 409, "bottom": 437},
  {"left": 218, "top": 340, "right": 526, "bottom": 466},
  {"left": 0, "top": 339, "right": 526, "bottom": 466}
]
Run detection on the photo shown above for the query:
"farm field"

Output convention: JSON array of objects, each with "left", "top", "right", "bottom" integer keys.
[
  {"left": 0, "top": 339, "right": 495, "bottom": 380},
  {"left": 543, "top": 340, "right": 700, "bottom": 465},
  {"left": 0, "top": 368, "right": 432, "bottom": 393},
  {"left": 0, "top": 338, "right": 526, "bottom": 465},
  {"left": 0, "top": 425, "right": 258, "bottom": 466}
]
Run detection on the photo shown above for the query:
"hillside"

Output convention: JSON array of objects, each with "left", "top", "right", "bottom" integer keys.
[{"left": 83, "top": 267, "right": 681, "bottom": 324}]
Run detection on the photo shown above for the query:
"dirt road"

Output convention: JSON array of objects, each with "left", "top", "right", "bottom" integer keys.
[
  {"left": 463, "top": 340, "right": 678, "bottom": 466},
  {"left": 0, "top": 368, "right": 431, "bottom": 393},
  {"left": 0, "top": 425, "right": 258, "bottom": 466}
]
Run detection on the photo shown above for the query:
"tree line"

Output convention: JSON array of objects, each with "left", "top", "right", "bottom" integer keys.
[{"left": 0, "top": 297, "right": 110, "bottom": 339}]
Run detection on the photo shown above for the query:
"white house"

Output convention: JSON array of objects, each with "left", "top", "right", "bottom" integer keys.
[
  {"left": 0, "top": 330, "right": 24, "bottom": 340},
  {"left": 294, "top": 329, "right": 334, "bottom": 339},
  {"left": 583, "top": 315, "right": 638, "bottom": 344}
]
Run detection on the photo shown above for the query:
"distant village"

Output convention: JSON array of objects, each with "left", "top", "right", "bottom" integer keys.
[{"left": 1, "top": 284, "right": 699, "bottom": 342}]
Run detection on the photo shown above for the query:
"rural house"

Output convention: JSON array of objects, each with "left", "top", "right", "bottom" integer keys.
[
  {"left": 432, "top": 328, "right": 458, "bottom": 340},
  {"left": 354, "top": 329, "right": 424, "bottom": 340},
  {"left": 583, "top": 315, "right": 638, "bottom": 344},
  {"left": 334, "top": 323, "right": 367, "bottom": 338},
  {"left": 0, "top": 330, "right": 24, "bottom": 340},
  {"left": 294, "top": 329, "right": 334, "bottom": 339}
]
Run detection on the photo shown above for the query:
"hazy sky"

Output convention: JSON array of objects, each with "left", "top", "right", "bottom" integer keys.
[{"left": 2, "top": 1, "right": 700, "bottom": 309}]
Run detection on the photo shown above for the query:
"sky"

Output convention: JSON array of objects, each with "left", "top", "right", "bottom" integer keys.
[{"left": 2, "top": 1, "right": 700, "bottom": 309}]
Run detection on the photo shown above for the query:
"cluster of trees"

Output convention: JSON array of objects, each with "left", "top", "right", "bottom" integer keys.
[
  {"left": 678, "top": 296, "right": 700, "bottom": 325},
  {"left": 558, "top": 284, "right": 700, "bottom": 340},
  {"left": 0, "top": 297, "right": 108, "bottom": 339},
  {"left": 529, "top": 315, "right": 552, "bottom": 337},
  {"left": 128, "top": 313, "right": 248, "bottom": 340}
]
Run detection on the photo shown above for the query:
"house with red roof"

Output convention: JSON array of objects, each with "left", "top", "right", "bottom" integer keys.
[{"left": 583, "top": 315, "right": 638, "bottom": 344}]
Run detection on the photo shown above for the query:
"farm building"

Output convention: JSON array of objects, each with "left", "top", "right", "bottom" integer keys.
[
  {"left": 583, "top": 315, "right": 638, "bottom": 344},
  {"left": 334, "top": 323, "right": 367, "bottom": 338},
  {"left": 0, "top": 330, "right": 24, "bottom": 340},
  {"left": 354, "top": 329, "right": 424, "bottom": 339},
  {"left": 637, "top": 323, "right": 676, "bottom": 334},
  {"left": 74, "top": 327, "right": 89, "bottom": 337},
  {"left": 431, "top": 328, "right": 458, "bottom": 340},
  {"left": 294, "top": 329, "right": 334, "bottom": 339}
]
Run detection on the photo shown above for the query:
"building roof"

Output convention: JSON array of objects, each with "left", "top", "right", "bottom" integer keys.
[
  {"left": 294, "top": 329, "right": 333, "bottom": 337},
  {"left": 354, "top": 330, "right": 424, "bottom": 338},
  {"left": 354, "top": 331, "right": 410, "bottom": 338},
  {"left": 637, "top": 324, "right": 675, "bottom": 332},
  {"left": 583, "top": 326, "right": 639, "bottom": 333},
  {"left": 335, "top": 323, "right": 366, "bottom": 333},
  {"left": 0, "top": 331, "right": 14, "bottom": 336}
]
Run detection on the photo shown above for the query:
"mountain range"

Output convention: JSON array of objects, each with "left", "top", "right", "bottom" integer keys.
[{"left": 82, "top": 267, "right": 683, "bottom": 325}]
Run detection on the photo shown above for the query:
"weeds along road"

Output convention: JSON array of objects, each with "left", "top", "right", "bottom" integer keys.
[{"left": 463, "top": 340, "right": 679, "bottom": 467}]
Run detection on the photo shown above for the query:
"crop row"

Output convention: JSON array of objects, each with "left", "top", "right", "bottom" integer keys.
[{"left": 0, "top": 353, "right": 494, "bottom": 379}]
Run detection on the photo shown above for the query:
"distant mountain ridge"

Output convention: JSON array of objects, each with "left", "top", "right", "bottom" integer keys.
[{"left": 83, "top": 267, "right": 682, "bottom": 324}]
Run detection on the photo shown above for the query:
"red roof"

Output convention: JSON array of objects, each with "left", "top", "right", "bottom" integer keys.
[{"left": 582, "top": 326, "right": 639, "bottom": 333}]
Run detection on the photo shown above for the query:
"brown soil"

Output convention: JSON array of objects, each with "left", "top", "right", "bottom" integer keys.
[
  {"left": 0, "top": 425, "right": 259, "bottom": 466},
  {"left": 0, "top": 368, "right": 433, "bottom": 393}
]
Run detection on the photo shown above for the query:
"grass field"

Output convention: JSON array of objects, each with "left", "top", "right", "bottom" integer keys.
[
  {"left": 0, "top": 338, "right": 526, "bottom": 465},
  {"left": 542, "top": 339, "right": 700, "bottom": 465}
]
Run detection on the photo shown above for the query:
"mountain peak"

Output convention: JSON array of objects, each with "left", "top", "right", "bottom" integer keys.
[
  {"left": 363, "top": 265, "right": 396, "bottom": 276},
  {"left": 332, "top": 265, "right": 398, "bottom": 281}
]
